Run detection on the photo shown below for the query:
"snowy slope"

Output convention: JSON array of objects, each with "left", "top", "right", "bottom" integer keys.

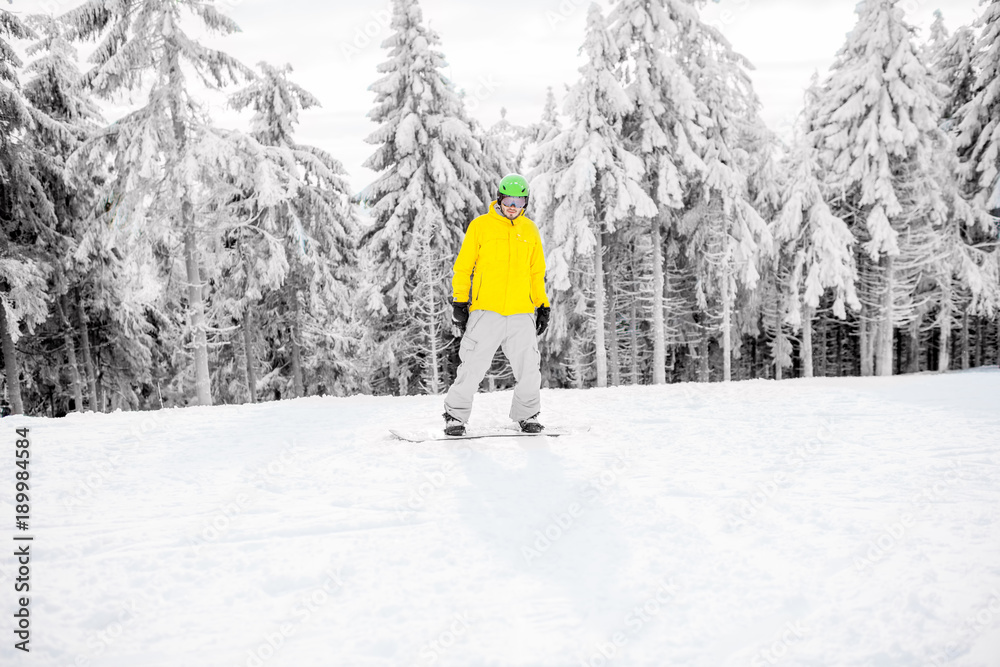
[{"left": 2, "top": 370, "right": 999, "bottom": 667}]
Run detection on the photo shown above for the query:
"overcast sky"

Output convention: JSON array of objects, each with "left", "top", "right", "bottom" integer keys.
[{"left": 12, "top": 0, "right": 988, "bottom": 193}]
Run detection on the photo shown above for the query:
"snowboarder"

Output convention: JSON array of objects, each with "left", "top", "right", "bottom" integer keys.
[{"left": 443, "top": 174, "right": 551, "bottom": 436}]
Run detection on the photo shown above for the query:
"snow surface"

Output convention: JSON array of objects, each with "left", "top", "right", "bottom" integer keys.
[{"left": 2, "top": 370, "right": 1000, "bottom": 667}]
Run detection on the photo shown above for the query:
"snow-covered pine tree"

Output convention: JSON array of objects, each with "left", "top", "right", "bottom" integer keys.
[
  {"left": 607, "top": 0, "right": 712, "bottom": 384},
  {"left": 228, "top": 62, "right": 361, "bottom": 400},
  {"left": 64, "top": 0, "right": 253, "bottom": 406},
  {"left": 930, "top": 17, "right": 977, "bottom": 132},
  {"left": 610, "top": 0, "right": 766, "bottom": 384},
  {"left": 740, "top": 110, "right": 787, "bottom": 379},
  {"left": 528, "top": 87, "right": 562, "bottom": 149},
  {"left": 925, "top": 10, "right": 950, "bottom": 62},
  {"left": 811, "top": 0, "right": 952, "bottom": 377},
  {"left": 531, "top": 4, "right": 656, "bottom": 388},
  {"left": 933, "top": 3, "right": 1000, "bottom": 370},
  {"left": 21, "top": 13, "right": 107, "bottom": 413},
  {"left": 764, "top": 75, "right": 857, "bottom": 379},
  {"left": 675, "top": 13, "right": 773, "bottom": 382},
  {"left": 0, "top": 10, "right": 55, "bottom": 415},
  {"left": 523, "top": 88, "right": 562, "bottom": 185},
  {"left": 605, "top": 0, "right": 771, "bottom": 382},
  {"left": 956, "top": 0, "right": 1000, "bottom": 219},
  {"left": 191, "top": 127, "right": 294, "bottom": 403},
  {"left": 482, "top": 108, "right": 528, "bottom": 177},
  {"left": 526, "top": 58, "right": 576, "bottom": 378},
  {"left": 613, "top": 234, "right": 659, "bottom": 382},
  {"left": 921, "top": 153, "right": 999, "bottom": 373},
  {"left": 359, "top": 0, "right": 493, "bottom": 396},
  {"left": 523, "top": 86, "right": 568, "bottom": 386},
  {"left": 775, "top": 130, "right": 860, "bottom": 378}
]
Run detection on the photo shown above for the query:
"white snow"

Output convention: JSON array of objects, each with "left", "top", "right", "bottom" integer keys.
[{"left": 2, "top": 370, "right": 1000, "bottom": 666}]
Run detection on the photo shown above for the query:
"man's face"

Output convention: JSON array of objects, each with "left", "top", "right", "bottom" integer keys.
[
  {"left": 501, "top": 202, "right": 523, "bottom": 219},
  {"left": 499, "top": 196, "right": 526, "bottom": 220}
]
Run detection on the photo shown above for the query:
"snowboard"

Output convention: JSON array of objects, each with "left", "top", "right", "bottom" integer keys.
[{"left": 389, "top": 426, "right": 588, "bottom": 442}]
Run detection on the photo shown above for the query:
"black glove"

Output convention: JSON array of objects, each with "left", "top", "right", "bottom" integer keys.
[
  {"left": 535, "top": 305, "right": 550, "bottom": 335},
  {"left": 452, "top": 301, "right": 470, "bottom": 335}
]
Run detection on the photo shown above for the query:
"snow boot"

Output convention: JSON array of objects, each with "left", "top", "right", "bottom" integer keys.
[
  {"left": 443, "top": 412, "right": 466, "bottom": 436},
  {"left": 518, "top": 413, "right": 544, "bottom": 434}
]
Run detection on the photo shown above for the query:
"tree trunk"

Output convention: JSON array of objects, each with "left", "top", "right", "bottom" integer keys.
[
  {"left": 243, "top": 308, "right": 257, "bottom": 404},
  {"left": 927, "top": 324, "right": 936, "bottom": 371},
  {"left": 571, "top": 336, "right": 585, "bottom": 390},
  {"left": 817, "top": 313, "right": 828, "bottom": 377},
  {"left": 699, "top": 338, "right": 710, "bottom": 383},
  {"left": 608, "top": 305, "right": 621, "bottom": 386},
  {"left": 774, "top": 308, "right": 787, "bottom": 381},
  {"left": 76, "top": 293, "right": 99, "bottom": 410},
  {"left": 0, "top": 306, "right": 24, "bottom": 415},
  {"left": 58, "top": 296, "right": 85, "bottom": 411},
  {"left": 893, "top": 327, "right": 901, "bottom": 375},
  {"left": 426, "top": 292, "right": 442, "bottom": 395},
  {"left": 396, "top": 362, "right": 409, "bottom": 396},
  {"left": 860, "top": 313, "right": 874, "bottom": 376},
  {"left": 996, "top": 314, "right": 1000, "bottom": 366},
  {"left": 907, "top": 317, "right": 921, "bottom": 374},
  {"left": 802, "top": 304, "right": 814, "bottom": 378},
  {"left": 721, "top": 272, "right": 732, "bottom": 382},
  {"left": 976, "top": 315, "right": 985, "bottom": 368},
  {"left": 96, "top": 377, "right": 106, "bottom": 412},
  {"left": 168, "top": 44, "right": 212, "bottom": 407},
  {"left": 183, "top": 224, "right": 213, "bottom": 405},
  {"left": 836, "top": 321, "right": 844, "bottom": 377},
  {"left": 960, "top": 309, "right": 970, "bottom": 370},
  {"left": 285, "top": 270, "right": 304, "bottom": 398},
  {"left": 606, "top": 246, "right": 621, "bottom": 387},
  {"left": 629, "top": 301, "right": 640, "bottom": 385},
  {"left": 875, "top": 256, "right": 893, "bottom": 376},
  {"left": 938, "top": 299, "right": 951, "bottom": 372},
  {"left": 650, "top": 217, "right": 666, "bottom": 384},
  {"left": 593, "top": 234, "right": 608, "bottom": 389},
  {"left": 951, "top": 319, "right": 961, "bottom": 371}
]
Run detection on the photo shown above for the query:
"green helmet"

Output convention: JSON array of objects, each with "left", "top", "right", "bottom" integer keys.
[{"left": 498, "top": 173, "right": 529, "bottom": 201}]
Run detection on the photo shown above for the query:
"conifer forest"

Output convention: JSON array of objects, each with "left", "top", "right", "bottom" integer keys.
[{"left": 1, "top": 0, "right": 998, "bottom": 416}]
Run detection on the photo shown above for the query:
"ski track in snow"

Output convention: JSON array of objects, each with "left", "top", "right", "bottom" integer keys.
[{"left": 1, "top": 370, "right": 999, "bottom": 667}]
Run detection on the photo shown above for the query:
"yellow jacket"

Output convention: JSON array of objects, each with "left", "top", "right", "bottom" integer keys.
[{"left": 452, "top": 202, "right": 550, "bottom": 316}]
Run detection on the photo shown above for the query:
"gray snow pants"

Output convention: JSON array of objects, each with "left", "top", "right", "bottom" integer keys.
[{"left": 444, "top": 310, "right": 541, "bottom": 424}]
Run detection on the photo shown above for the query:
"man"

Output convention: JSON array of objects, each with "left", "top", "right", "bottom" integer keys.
[{"left": 443, "top": 173, "right": 551, "bottom": 436}]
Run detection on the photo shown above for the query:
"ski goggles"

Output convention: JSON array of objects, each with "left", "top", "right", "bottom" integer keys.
[{"left": 499, "top": 196, "right": 527, "bottom": 208}]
